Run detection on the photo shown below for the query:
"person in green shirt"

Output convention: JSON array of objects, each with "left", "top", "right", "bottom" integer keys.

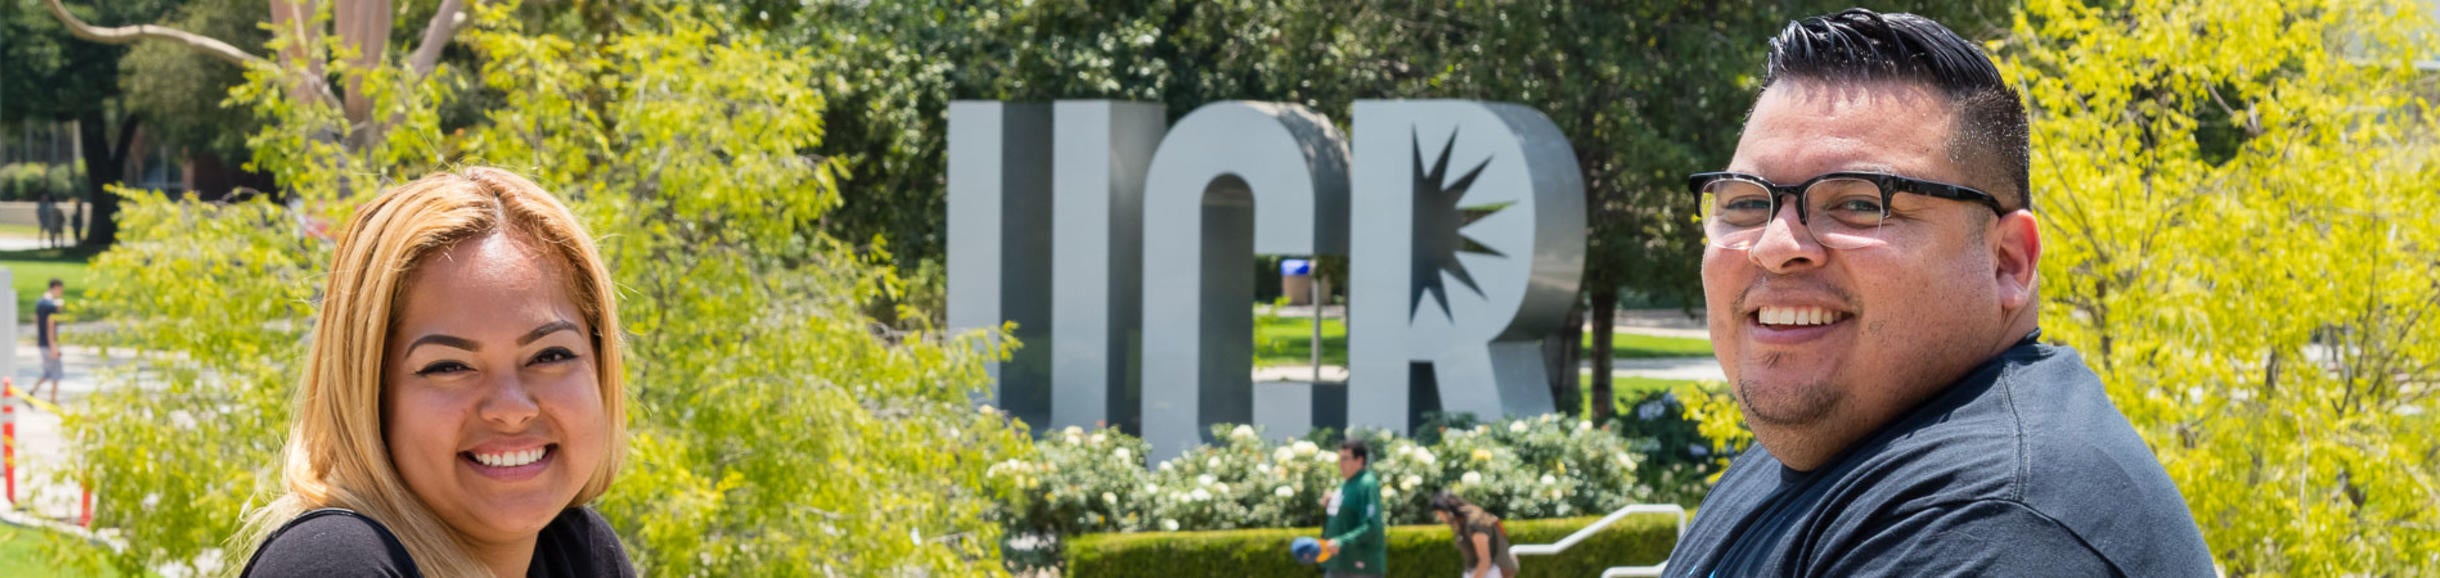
[{"left": 1318, "top": 438, "right": 1386, "bottom": 577}]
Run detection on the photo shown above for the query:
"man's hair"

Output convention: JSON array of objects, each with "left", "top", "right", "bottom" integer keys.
[
  {"left": 1339, "top": 438, "right": 1369, "bottom": 464},
  {"left": 1762, "top": 8, "right": 2030, "bottom": 212},
  {"left": 47, "top": 278, "right": 62, "bottom": 289}
]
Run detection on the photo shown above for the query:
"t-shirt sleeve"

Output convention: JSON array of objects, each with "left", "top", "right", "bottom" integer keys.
[
  {"left": 241, "top": 512, "right": 416, "bottom": 578},
  {"left": 1822, "top": 499, "right": 2120, "bottom": 578}
]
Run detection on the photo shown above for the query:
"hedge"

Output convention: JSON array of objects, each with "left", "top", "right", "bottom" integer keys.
[{"left": 1065, "top": 512, "right": 1681, "bottom": 578}]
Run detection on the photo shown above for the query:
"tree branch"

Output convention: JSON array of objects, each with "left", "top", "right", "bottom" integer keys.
[
  {"left": 406, "top": 0, "right": 471, "bottom": 78},
  {"left": 40, "top": 0, "right": 267, "bottom": 69}
]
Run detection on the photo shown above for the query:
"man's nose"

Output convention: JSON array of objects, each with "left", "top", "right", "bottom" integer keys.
[{"left": 1746, "top": 199, "right": 1827, "bottom": 273}]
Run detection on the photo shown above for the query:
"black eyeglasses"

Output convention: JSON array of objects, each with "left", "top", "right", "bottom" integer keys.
[{"left": 1687, "top": 171, "right": 2005, "bottom": 250}]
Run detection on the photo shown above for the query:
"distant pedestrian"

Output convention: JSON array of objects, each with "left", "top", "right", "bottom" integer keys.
[
  {"left": 37, "top": 195, "right": 60, "bottom": 249},
  {"left": 27, "top": 278, "right": 65, "bottom": 404},
  {"left": 1313, "top": 437, "right": 1386, "bottom": 577},
  {"left": 1431, "top": 491, "right": 1518, "bottom": 578}
]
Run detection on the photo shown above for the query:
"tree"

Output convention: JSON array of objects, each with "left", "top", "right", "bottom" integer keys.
[
  {"left": 4, "top": 0, "right": 181, "bottom": 248},
  {"left": 60, "top": 2, "right": 1031, "bottom": 576},
  {"left": 2000, "top": 0, "right": 2440, "bottom": 571},
  {"left": 114, "top": 0, "right": 272, "bottom": 174}
]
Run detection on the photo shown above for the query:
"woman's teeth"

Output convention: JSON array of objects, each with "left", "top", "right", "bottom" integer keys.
[
  {"left": 1758, "top": 306, "right": 1839, "bottom": 326},
  {"left": 473, "top": 447, "right": 546, "bottom": 468}
]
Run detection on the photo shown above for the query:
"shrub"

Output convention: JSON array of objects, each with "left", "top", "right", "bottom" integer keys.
[
  {"left": 1064, "top": 512, "right": 1680, "bottom": 578},
  {"left": 994, "top": 414, "right": 1705, "bottom": 569}
]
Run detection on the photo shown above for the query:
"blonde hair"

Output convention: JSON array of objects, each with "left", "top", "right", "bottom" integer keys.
[{"left": 234, "top": 167, "right": 627, "bottom": 576}]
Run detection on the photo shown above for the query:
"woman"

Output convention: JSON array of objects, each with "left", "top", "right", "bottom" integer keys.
[
  {"left": 236, "top": 167, "right": 634, "bottom": 577},
  {"left": 1433, "top": 491, "right": 1519, "bottom": 578}
]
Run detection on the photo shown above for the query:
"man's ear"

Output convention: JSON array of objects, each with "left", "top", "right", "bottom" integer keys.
[{"left": 1992, "top": 210, "right": 2041, "bottom": 313}]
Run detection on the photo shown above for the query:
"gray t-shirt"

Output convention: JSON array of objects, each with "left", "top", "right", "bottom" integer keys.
[{"left": 1664, "top": 337, "right": 2215, "bottom": 577}]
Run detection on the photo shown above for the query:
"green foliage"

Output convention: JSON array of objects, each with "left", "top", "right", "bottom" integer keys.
[
  {"left": 0, "top": 162, "right": 86, "bottom": 202},
  {"left": 59, "top": 3, "right": 1029, "bottom": 576},
  {"left": 116, "top": 0, "right": 271, "bottom": 164},
  {"left": 1063, "top": 513, "right": 1677, "bottom": 578},
  {"left": 2000, "top": 0, "right": 2440, "bottom": 572}
]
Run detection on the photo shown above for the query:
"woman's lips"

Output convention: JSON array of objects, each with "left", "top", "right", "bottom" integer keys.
[{"left": 460, "top": 444, "right": 555, "bottom": 482}]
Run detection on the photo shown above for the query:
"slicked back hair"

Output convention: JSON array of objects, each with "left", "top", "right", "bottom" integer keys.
[{"left": 1761, "top": 8, "right": 2030, "bottom": 212}]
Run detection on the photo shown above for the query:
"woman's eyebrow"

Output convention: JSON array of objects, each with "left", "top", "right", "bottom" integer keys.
[
  {"left": 405, "top": 333, "right": 480, "bottom": 355},
  {"left": 518, "top": 319, "right": 580, "bottom": 346}
]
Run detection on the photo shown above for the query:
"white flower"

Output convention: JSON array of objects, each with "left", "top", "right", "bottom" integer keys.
[
  {"left": 1091, "top": 432, "right": 1106, "bottom": 445},
  {"left": 1198, "top": 474, "right": 1218, "bottom": 487},
  {"left": 1161, "top": 519, "right": 1180, "bottom": 531},
  {"left": 1065, "top": 425, "right": 1085, "bottom": 437},
  {"left": 1461, "top": 471, "right": 1482, "bottom": 485},
  {"left": 1144, "top": 483, "right": 1161, "bottom": 495},
  {"left": 1540, "top": 474, "right": 1557, "bottom": 486},
  {"left": 1318, "top": 451, "right": 1338, "bottom": 463},
  {"left": 1382, "top": 487, "right": 1397, "bottom": 500},
  {"left": 1275, "top": 485, "right": 1295, "bottom": 498},
  {"left": 1212, "top": 483, "right": 1230, "bottom": 495},
  {"left": 1293, "top": 440, "right": 1319, "bottom": 456},
  {"left": 1508, "top": 421, "right": 1528, "bottom": 433},
  {"left": 979, "top": 404, "right": 997, "bottom": 415},
  {"left": 1103, "top": 492, "right": 1118, "bottom": 505},
  {"left": 1577, "top": 420, "right": 1593, "bottom": 432},
  {"left": 1207, "top": 456, "right": 1222, "bottom": 468},
  {"left": 1401, "top": 475, "right": 1422, "bottom": 491},
  {"left": 1540, "top": 413, "right": 1556, "bottom": 423},
  {"left": 1191, "top": 488, "right": 1212, "bottom": 501},
  {"left": 1475, "top": 425, "right": 1491, "bottom": 434},
  {"left": 1231, "top": 424, "right": 1256, "bottom": 440},
  {"left": 1416, "top": 450, "right": 1437, "bottom": 466},
  {"left": 1160, "top": 460, "right": 1174, "bottom": 471},
  {"left": 1273, "top": 446, "right": 1296, "bottom": 463},
  {"left": 1114, "top": 448, "right": 1133, "bottom": 463}
]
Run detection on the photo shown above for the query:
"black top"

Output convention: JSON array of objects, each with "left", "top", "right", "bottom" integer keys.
[
  {"left": 1664, "top": 337, "right": 2216, "bottom": 577},
  {"left": 34, "top": 296, "right": 59, "bottom": 347},
  {"left": 240, "top": 507, "right": 636, "bottom": 578}
]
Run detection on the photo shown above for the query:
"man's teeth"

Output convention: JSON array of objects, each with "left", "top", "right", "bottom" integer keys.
[
  {"left": 1758, "top": 306, "right": 1839, "bottom": 326},
  {"left": 473, "top": 447, "right": 546, "bottom": 468}
]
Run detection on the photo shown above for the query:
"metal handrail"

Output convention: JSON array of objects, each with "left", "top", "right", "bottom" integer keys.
[{"left": 1507, "top": 503, "right": 1685, "bottom": 578}]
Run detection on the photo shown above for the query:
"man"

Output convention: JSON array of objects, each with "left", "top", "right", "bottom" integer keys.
[
  {"left": 1317, "top": 438, "right": 1386, "bottom": 577},
  {"left": 1664, "top": 9, "right": 2215, "bottom": 577},
  {"left": 28, "top": 278, "right": 64, "bottom": 404}
]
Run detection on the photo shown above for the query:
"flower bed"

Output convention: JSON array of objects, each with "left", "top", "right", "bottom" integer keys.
[{"left": 992, "top": 412, "right": 1731, "bottom": 569}]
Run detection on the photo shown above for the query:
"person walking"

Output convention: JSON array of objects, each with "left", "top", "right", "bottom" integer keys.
[
  {"left": 1431, "top": 491, "right": 1518, "bottom": 578},
  {"left": 27, "top": 278, "right": 65, "bottom": 404},
  {"left": 1315, "top": 438, "right": 1386, "bottom": 577}
]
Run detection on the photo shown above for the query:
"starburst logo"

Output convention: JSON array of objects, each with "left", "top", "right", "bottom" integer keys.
[{"left": 1410, "top": 129, "right": 1513, "bottom": 321}]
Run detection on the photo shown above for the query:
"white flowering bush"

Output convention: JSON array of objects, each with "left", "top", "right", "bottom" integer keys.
[{"left": 992, "top": 414, "right": 1676, "bottom": 563}]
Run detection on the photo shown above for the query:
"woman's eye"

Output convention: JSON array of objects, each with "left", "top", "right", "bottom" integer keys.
[
  {"left": 530, "top": 347, "right": 579, "bottom": 366},
  {"left": 414, "top": 361, "right": 472, "bottom": 376}
]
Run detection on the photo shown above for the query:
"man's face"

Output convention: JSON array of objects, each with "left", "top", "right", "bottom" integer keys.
[
  {"left": 1337, "top": 451, "right": 1362, "bottom": 479},
  {"left": 1705, "top": 81, "right": 2014, "bottom": 462}
]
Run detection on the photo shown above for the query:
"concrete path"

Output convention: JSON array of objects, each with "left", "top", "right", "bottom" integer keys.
[{"left": 0, "top": 340, "right": 137, "bottom": 530}]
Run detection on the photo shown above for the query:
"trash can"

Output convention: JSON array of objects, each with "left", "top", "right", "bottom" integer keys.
[{"left": 1281, "top": 258, "right": 1314, "bottom": 306}]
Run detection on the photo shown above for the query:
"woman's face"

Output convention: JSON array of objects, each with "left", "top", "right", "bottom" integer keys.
[{"left": 383, "top": 232, "right": 607, "bottom": 547}]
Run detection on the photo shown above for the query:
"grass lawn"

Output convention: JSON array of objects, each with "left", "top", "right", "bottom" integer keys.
[
  {"left": 0, "top": 528, "right": 121, "bottom": 578},
  {"left": 1252, "top": 312, "right": 1713, "bottom": 367},
  {"left": 0, "top": 224, "right": 46, "bottom": 239},
  {"left": 0, "top": 247, "right": 97, "bottom": 324}
]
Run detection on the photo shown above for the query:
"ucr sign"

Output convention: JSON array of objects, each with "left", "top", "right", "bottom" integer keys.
[{"left": 949, "top": 100, "right": 1584, "bottom": 462}]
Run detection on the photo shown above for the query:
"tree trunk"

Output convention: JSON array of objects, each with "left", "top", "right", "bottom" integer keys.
[
  {"left": 74, "top": 109, "right": 136, "bottom": 249},
  {"left": 1545, "top": 298, "right": 1585, "bottom": 417},
  {"left": 1588, "top": 283, "right": 1621, "bottom": 422}
]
